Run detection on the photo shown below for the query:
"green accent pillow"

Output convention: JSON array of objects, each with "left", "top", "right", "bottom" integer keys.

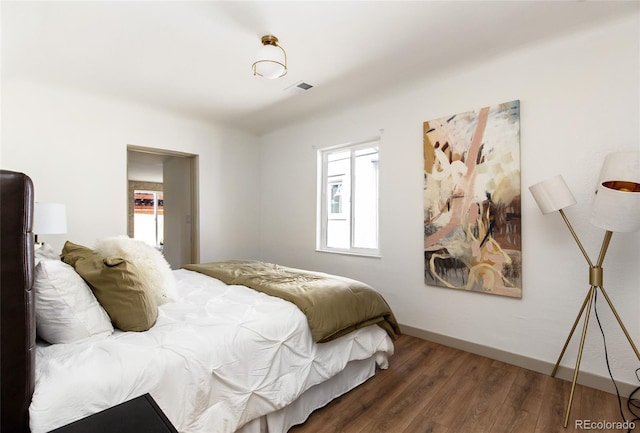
[{"left": 61, "top": 241, "right": 158, "bottom": 332}]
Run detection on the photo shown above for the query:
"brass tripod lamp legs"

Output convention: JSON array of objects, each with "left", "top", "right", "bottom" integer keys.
[
  {"left": 530, "top": 152, "right": 640, "bottom": 429},
  {"left": 550, "top": 218, "right": 640, "bottom": 428}
]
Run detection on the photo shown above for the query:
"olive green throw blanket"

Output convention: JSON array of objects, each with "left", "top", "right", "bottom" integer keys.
[{"left": 183, "top": 261, "right": 400, "bottom": 343}]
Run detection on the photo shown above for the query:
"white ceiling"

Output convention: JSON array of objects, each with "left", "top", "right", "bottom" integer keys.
[{"left": 2, "top": 1, "right": 638, "bottom": 137}]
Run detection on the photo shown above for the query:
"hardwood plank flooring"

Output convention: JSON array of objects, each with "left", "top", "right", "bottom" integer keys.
[{"left": 290, "top": 335, "right": 639, "bottom": 433}]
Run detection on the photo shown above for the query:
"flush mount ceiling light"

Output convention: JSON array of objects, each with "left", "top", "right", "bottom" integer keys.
[{"left": 252, "top": 35, "right": 287, "bottom": 79}]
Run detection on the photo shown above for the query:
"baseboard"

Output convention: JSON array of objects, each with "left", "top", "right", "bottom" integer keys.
[{"left": 400, "top": 324, "right": 638, "bottom": 397}]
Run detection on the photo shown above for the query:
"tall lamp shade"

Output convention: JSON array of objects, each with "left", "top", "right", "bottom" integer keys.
[
  {"left": 529, "top": 174, "right": 577, "bottom": 214},
  {"left": 590, "top": 150, "right": 640, "bottom": 233},
  {"left": 34, "top": 203, "right": 67, "bottom": 236}
]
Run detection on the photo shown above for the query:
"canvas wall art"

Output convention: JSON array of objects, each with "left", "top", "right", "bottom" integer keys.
[{"left": 423, "top": 100, "right": 522, "bottom": 298}]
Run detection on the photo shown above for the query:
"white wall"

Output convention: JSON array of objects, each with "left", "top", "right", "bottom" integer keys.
[
  {"left": 1, "top": 80, "right": 261, "bottom": 263},
  {"left": 257, "top": 14, "right": 640, "bottom": 388},
  {"left": 162, "top": 155, "right": 193, "bottom": 269}
]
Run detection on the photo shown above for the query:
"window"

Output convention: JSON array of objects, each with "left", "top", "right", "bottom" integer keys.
[
  {"left": 133, "top": 190, "right": 164, "bottom": 249},
  {"left": 329, "top": 181, "right": 343, "bottom": 217},
  {"left": 317, "top": 139, "right": 380, "bottom": 256}
]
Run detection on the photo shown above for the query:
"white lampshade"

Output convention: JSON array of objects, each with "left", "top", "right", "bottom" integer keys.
[
  {"left": 34, "top": 203, "right": 67, "bottom": 235},
  {"left": 529, "top": 174, "right": 577, "bottom": 214},
  {"left": 590, "top": 151, "right": 640, "bottom": 232},
  {"left": 252, "top": 35, "right": 287, "bottom": 79}
]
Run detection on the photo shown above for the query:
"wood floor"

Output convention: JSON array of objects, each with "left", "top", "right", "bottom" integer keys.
[{"left": 289, "top": 334, "right": 639, "bottom": 433}]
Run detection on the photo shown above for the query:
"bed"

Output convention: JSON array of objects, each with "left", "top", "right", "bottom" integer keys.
[{"left": 0, "top": 169, "right": 399, "bottom": 433}]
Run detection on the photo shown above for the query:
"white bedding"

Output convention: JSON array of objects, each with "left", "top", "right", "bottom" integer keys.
[{"left": 30, "top": 269, "right": 394, "bottom": 433}]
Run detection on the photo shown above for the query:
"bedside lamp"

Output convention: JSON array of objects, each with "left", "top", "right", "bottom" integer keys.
[
  {"left": 529, "top": 150, "right": 640, "bottom": 428},
  {"left": 34, "top": 202, "right": 67, "bottom": 244}
]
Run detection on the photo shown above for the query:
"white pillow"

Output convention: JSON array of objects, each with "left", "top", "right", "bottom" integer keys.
[
  {"left": 94, "top": 236, "right": 177, "bottom": 305},
  {"left": 34, "top": 242, "right": 60, "bottom": 265},
  {"left": 34, "top": 260, "right": 114, "bottom": 344}
]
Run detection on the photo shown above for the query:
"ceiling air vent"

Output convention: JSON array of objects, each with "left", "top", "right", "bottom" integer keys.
[{"left": 285, "top": 81, "right": 314, "bottom": 95}]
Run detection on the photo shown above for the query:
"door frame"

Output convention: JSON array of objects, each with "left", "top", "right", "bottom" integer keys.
[{"left": 127, "top": 145, "right": 200, "bottom": 265}]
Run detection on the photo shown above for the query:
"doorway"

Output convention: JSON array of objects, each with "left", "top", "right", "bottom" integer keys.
[{"left": 127, "top": 146, "right": 199, "bottom": 269}]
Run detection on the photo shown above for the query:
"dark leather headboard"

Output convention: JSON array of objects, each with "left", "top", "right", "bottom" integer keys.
[{"left": 1, "top": 170, "right": 35, "bottom": 433}]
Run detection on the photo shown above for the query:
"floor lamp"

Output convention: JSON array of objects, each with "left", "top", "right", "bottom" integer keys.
[{"left": 529, "top": 150, "right": 640, "bottom": 428}]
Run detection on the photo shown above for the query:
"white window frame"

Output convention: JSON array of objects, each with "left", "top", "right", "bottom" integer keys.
[{"left": 317, "top": 138, "right": 380, "bottom": 257}]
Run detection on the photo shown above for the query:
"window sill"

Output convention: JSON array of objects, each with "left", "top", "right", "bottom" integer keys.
[{"left": 315, "top": 248, "right": 381, "bottom": 259}]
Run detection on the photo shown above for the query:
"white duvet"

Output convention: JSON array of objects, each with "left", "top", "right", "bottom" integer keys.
[{"left": 30, "top": 269, "right": 394, "bottom": 433}]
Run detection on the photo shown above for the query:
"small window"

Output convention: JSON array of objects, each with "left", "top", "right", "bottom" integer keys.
[
  {"left": 329, "top": 181, "right": 344, "bottom": 218},
  {"left": 317, "top": 139, "right": 380, "bottom": 256},
  {"left": 134, "top": 190, "right": 164, "bottom": 249}
]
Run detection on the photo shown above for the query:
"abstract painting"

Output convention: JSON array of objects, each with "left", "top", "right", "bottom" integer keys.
[{"left": 423, "top": 100, "right": 522, "bottom": 298}]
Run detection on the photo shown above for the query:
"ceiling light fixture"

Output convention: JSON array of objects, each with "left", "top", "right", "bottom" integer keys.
[{"left": 252, "top": 35, "right": 287, "bottom": 79}]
